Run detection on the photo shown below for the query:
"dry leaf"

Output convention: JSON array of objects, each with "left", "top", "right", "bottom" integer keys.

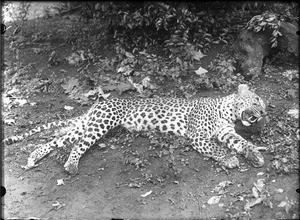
[
  {"left": 287, "top": 109, "right": 299, "bottom": 119},
  {"left": 252, "top": 187, "right": 259, "bottom": 198},
  {"left": 15, "top": 98, "right": 27, "bottom": 106},
  {"left": 276, "top": 189, "right": 284, "bottom": 193},
  {"left": 287, "top": 89, "right": 297, "bottom": 98},
  {"left": 141, "top": 190, "right": 152, "bottom": 197},
  {"left": 192, "top": 50, "right": 206, "bottom": 61},
  {"left": 64, "top": 105, "right": 74, "bottom": 111},
  {"left": 4, "top": 119, "right": 15, "bottom": 126},
  {"left": 52, "top": 201, "right": 66, "bottom": 210},
  {"left": 254, "top": 179, "right": 265, "bottom": 192},
  {"left": 207, "top": 195, "right": 221, "bottom": 204},
  {"left": 195, "top": 67, "right": 208, "bottom": 75},
  {"left": 98, "top": 143, "right": 106, "bottom": 148},
  {"left": 57, "top": 179, "right": 64, "bottom": 186},
  {"left": 100, "top": 93, "right": 111, "bottom": 99},
  {"left": 278, "top": 201, "right": 287, "bottom": 207},
  {"left": 244, "top": 197, "right": 263, "bottom": 210}
]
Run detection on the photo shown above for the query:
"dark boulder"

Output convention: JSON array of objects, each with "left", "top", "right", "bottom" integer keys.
[
  {"left": 231, "top": 21, "right": 299, "bottom": 79},
  {"left": 277, "top": 22, "right": 299, "bottom": 57}
]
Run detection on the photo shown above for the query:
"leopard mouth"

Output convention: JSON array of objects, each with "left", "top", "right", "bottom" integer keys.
[{"left": 241, "top": 110, "right": 263, "bottom": 126}]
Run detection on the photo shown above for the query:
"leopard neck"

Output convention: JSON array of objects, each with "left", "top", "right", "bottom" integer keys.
[{"left": 218, "top": 94, "right": 237, "bottom": 123}]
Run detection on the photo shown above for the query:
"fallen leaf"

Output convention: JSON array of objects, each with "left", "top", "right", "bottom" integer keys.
[
  {"left": 269, "top": 201, "right": 273, "bottom": 209},
  {"left": 15, "top": 98, "right": 27, "bottom": 106},
  {"left": 66, "top": 53, "right": 81, "bottom": 65},
  {"left": 275, "top": 189, "right": 284, "bottom": 193},
  {"left": 287, "top": 89, "right": 297, "bottom": 98},
  {"left": 116, "top": 82, "right": 133, "bottom": 95},
  {"left": 176, "top": 57, "right": 182, "bottom": 64},
  {"left": 195, "top": 67, "right": 208, "bottom": 75},
  {"left": 52, "top": 201, "right": 66, "bottom": 210},
  {"left": 7, "top": 87, "right": 20, "bottom": 95},
  {"left": 128, "top": 182, "right": 142, "bottom": 188},
  {"left": 141, "top": 76, "right": 156, "bottom": 89},
  {"left": 278, "top": 198, "right": 295, "bottom": 215},
  {"left": 141, "top": 190, "right": 152, "bottom": 197},
  {"left": 4, "top": 119, "right": 15, "bottom": 126},
  {"left": 100, "top": 93, "right": 111, "bottom": 99},
  {"left": 57, "top": 179, "right": 64, "bottom": 186},
  {"left": 64, "top": 105, "right": 74, "bottom": 111},
  {"left": 284, "top": 200, "right": 294, "bottom": 214},
  {"left": 252, "top": 187, "right": 260, "bottom": 198},
  {"left": 98, "top": 143, "right": 106, "bottom": 148},
  {"left": 125, "top": 51, "right": 134, "bottom": 58},
  {"left": 287, "top": 109, "right": 299, "bottom": 119},
  {"left": 117, "top": 65, "right": 134, "bottom": 76},
  {"left": 244, "top": 197, "right": 263, "bottom": 210},
  {"left": 192, "top": 50, "right": 206, "bottom": 61},
  {"left": 207, "top": 195, "right": 221, "bottom": 204},
  {"left": 278, "top": 201, "right": 287, "bottom": 207},
  {"left": 257, "top": 172, "right": 264, "bottom": 176},
  {"left": 273, "top": 160, "right": 281, "bottom": 169},
  {"left": 212, "top": 180, "right": 233, "bottom": 194},
  {"left": 84, "top": 89, "right": 98, "bottom": 98},
  {"left": 254, "top": 179, "right": 265, "bottom": 192},
  {"left": 2, "top": 97, "right": 12, "bottom": 105},
  {"left": 218, "top": 180, "right": 232, "bottom": 188},
  {"left": 62, "top": 77, "right": 79, "bottom": 94},
  {"left": 110, "top": 145, "right": 116, "bottom": 150}
]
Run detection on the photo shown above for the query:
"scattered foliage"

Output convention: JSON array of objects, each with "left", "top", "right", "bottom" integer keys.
[{"left": 246, "top": 12, "right": 283, "bottom": 48}]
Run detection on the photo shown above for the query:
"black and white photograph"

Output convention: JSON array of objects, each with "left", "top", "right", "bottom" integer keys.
[{"left": 1, "top": 1, "right": 299, "bottom": 219}]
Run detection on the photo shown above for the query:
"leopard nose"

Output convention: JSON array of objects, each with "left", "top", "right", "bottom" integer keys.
[{"left": 260, "top": 109, "right": 267, "bottom": 116}]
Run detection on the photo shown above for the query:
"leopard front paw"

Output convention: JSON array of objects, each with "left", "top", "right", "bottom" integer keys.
[
  {"left": 64, "top": 161, "right": 79, "bottom": 176},
  {"left": 245, "top": 147, "right": 264, "bottom": 167},
  {"left": 220, "top": 155, "right": 240, "bottom": 169}
]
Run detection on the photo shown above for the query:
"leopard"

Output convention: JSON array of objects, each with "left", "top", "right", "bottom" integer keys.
[{"left": 3, "top": 84, "right": 267, "bottom": 175}]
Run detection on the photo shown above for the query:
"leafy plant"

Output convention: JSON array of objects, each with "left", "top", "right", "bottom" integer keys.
[
  {"left": 246, "top": 12, "right": 283, "bottom": 48},
  {"left": 282, "top": 70, "right": 299, "bottom": 81},
  {"left": 206, "top": 53, "right": 245, "bottom": 91},
  {"left": 241, "top": 2, "right": 298, "bottom": 47}
]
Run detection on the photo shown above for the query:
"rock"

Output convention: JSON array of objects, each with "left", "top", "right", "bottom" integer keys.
[
  {"left": 231, "top": 21, "right": 299, "bottom": 79},
  {"left": 231, "top": 29, "right": 270, "bottom": 79},
  {"left": 277, "top": 22, "right": 299, "bottom": 57}
]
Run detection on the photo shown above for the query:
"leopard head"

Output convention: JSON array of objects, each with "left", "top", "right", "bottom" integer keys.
[{"left": 235, "top": 84, "right": 267, "bottom": 127}]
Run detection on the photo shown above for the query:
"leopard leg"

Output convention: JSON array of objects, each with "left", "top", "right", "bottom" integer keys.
[
  {"left": 216, "top": 124, "right": 264, "bottom": 167},
  {"left": 63, "top": 127, "right": 101, "bottom": 175},
  {"left": 25, "top": 125, "right": 84, "bottom": 169},
  {"left": 190, "top": 134, "right": 240, "bottom": 168},
  {"left": 63, "top": 101, "right": 127, "bottom": 175},
  {"left": 63, "top": 120, "right": 117, "bottom": 175}
]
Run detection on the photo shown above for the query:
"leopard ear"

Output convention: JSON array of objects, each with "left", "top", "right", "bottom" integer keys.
[{"left": 238, "top": 84, "right": 249, "bottom": 95}]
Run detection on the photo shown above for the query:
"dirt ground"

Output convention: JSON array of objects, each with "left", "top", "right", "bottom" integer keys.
[
  {"left": 2, "top": 3, "right": 299, "bottom": 220},
  {"left": 3, "top": 146, "right": 298, "bottom": 219},
  {"left": 2, "top": 65, "right": 299, "bottom": 219}
]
